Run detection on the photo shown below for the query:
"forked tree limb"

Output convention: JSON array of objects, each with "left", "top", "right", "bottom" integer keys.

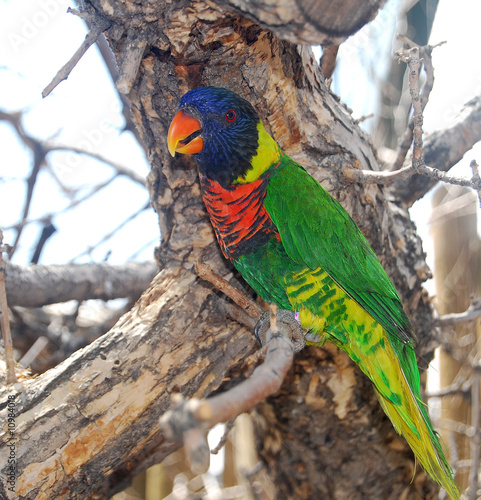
[
  {"left": 343, "top": 45, "right": 481, "bottom": 206},
  {"left": 160, "top": 305, "right": 295, "bottom": 474},
  {"left": 0, "top": 264, "right": 259, "bottom": 499}
]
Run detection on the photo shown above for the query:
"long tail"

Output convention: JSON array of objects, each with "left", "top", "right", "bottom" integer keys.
[
  {"left": 345, "top": 323, "right": 460, "bottom": 500},
  {"left": 375, "top": 383, "right": 459, "bottom": 499},
  {"left": 290, "top": 270, "right": 460, "bottom": 498}
]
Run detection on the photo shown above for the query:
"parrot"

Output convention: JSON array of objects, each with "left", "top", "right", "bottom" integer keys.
[{"left": 167, "top": 86, "right": 460, "bottom": 499}]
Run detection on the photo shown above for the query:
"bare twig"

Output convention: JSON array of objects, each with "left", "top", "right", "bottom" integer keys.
[
  {"left": 344, "top": 156, "right": 481, "bottom": 190},
  {"left": 436, "top": 417, "right": 477, "bottom": 439},
  {"left": 433, "top": 296, "right": 481, "bottom": 328},
  {"left": 0, "top": 109, "right": 148, "bottom": 259},
  {"left": 160, "top": 327, "right": 295, "bottom": 473},
  {"left": 210, "top": 419, "right": 235, "bottom": 455},
  {"left": 195, "top": 262, "right": 264, "bottom": 320},
  {"left": 426, "top": 378, "right": 471, "bottom": 399},
  {"left": 469, "top": 160, "right": 481, "bottom": 208},
  {"left": 69, "top": 202, "right": 151, "bottom": 262},
  {"left": 0, "top": 109, "right": 145, "bottom": 186},
  {"left": 42, "top": 11, "right": 111, "bottom": 98},
  {"left": 390, "top": 42, "right": 439, "bottom": 171},
  {"left": 49, "top": 145, "right": 147, "bottom": 186},
  {"left": 31, "top": 220, "right": 56, "bottom": 264},
  {"left": 18, "top": 336, "right": 49, "bottom": 368},
  {"left": 0, "top": 109, "right": 49, "bottom": 256},
  {"left": 354, "top": 113, "right": 374, "bottom": 125},
  {"left": 0, "top": 230, "right": 17, "bottom": 384},
  {"left": 4, "top": 173, "right": 118, "bottom": 234},
  {"left": 395, "top": 46, "right": 423, "bottom": 168},
  {"left": 241, "top": 462, "right": 264, "bottom": 500}
]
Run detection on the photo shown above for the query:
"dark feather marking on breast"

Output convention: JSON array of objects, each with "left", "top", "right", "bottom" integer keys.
[{"left": 200, "top": 174, "right": 279, "bottom": 260}]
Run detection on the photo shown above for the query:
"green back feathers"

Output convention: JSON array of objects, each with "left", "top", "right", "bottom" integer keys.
[{"left": 264, "top": 157, "right": 412, "bottom": 347}]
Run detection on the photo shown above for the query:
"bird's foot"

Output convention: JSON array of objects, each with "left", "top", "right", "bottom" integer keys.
[{"left": 254, "top": 309, "right": 305, "bottom": 353}]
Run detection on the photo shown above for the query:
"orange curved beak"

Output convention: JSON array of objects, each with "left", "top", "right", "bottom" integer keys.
[{"left": 167, "top": 109, "right": 204, "bottom": 157}]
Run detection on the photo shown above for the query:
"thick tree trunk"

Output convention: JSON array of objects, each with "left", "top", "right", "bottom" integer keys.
[{"left": 0, "top": 1, "right": 443, "bottom": 498}]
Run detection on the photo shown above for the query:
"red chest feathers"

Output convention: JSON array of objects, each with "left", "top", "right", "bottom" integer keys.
[{"left": 200, "top": 176, "right": 279, "bottom": 260}]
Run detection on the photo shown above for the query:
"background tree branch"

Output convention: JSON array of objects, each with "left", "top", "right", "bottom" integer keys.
[
  {"left": 392, "top": 95, "right": 481, "bottom": 205},
  {"left": 4, "top": 260, "right": 158, "bottom": 308}
]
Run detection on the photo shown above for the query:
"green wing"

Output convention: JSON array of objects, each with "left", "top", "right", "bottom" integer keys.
[{"left": 264, "top": 159, "right": 413, "bottom": 346}]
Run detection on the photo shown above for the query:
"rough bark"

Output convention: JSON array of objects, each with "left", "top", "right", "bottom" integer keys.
[
  {"left": 0, "top": 265, "right": 258, "bottom": 499},
  {"left": 214, "top": 0, "right": 388, "bottom": 45},
  {"left": 0, "top": 1, "right": 445, "bottom": 498},
  {"left": 4, "top": 261, "right": 158, "bottom": 308}
]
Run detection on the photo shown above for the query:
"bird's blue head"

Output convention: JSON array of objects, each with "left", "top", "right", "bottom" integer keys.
[{"left": 168, "top": 87, "right": 261, "bottom": 187}]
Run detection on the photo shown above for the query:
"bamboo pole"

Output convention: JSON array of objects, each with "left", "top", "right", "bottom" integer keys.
[{"left": 431, "top": 185, "right": 480, "bottom": 491}]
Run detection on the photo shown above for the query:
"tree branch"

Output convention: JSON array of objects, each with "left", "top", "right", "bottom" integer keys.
[
  {"left": 468, "top": 372, "right": 480, "bottom": 500},
  {"left": 0, "top": 266, "right": 258, "bottom": 499},
  {"left": 0, "top": 109, "right": 148, "bottom": 261},
  {"left": 42, "top": 9, "right": 111, "bottom": 98},
  {"left": 4, "top": 260, "right": 158, "bottom": 307},
  {"left": 433, "top": 296, "right": 481, "bottom": 328},
  {"left": 404, "top": 95, "right": 481, "bottom": 198},
  {"left": 390, "top": 40, "right": 442, "bottom": 172},
  {"left": 343, "top": 52, "right": 481, "bottom": 206},
  {"left": 214, "top": 0, "right": 388, "bottom": 46},
  {"left": 194, "top": 262, "right": 263, "bottom": 320},
  {"left": 397, "top": 46, "right": 424, "bottom": 167},
  {"left": 344, "top": 151, "right": 481, "bottom": 190},
  {"left": 160, "top": 306, "right": 294, "bottom": 474},
  {"left": 69, "top": 202, "right": 151, "bottom": 261}
]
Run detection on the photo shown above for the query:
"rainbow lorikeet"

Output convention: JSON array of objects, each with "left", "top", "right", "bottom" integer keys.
[{"left": 167, "top": 87, "right": 459, "bottom": 499}]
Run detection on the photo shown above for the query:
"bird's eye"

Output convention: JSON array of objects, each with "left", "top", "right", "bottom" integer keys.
[{"left": 225, "top": 110, "right": 237, "bottom": 122}]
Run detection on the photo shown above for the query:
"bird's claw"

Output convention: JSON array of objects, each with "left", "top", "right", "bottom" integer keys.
[{"left": 254, "top": 309, "right": 305, "bottom": 353}]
